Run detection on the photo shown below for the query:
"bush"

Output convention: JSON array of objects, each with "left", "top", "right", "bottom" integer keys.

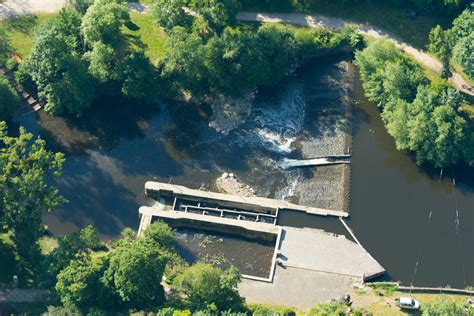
[{"left": 0, "top": 76, "right": 17, "bottom": 119}]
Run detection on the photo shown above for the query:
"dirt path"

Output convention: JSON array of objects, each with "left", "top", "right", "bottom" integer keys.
[
  {"left": 0, "top": 0, "right": 65, "bottom": 18},
  {"left": 1, "top": 2, "right": 472, "bottom": 96},
  {"left": 237, "top": 12, "right": 474, "bottom": 97}
]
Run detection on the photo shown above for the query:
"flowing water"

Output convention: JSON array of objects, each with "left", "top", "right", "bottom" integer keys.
[{"left": 11, "top": 55, "right": 473, "bottom": 287}]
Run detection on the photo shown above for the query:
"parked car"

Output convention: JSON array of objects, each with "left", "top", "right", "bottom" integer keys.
[{"left": 395, "top": 297, "right": 420, "bottom": 310}]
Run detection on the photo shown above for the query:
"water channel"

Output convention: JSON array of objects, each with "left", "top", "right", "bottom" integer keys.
[{"left": 12, "top": 55, "right": 473, "bottom": 288}]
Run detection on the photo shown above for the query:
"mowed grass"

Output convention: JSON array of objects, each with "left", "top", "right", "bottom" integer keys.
[
  {"left": 242, "top": 0, "right": 454, "bottom": 49},
  {"left": 0, "top": 13, "right": 57, "bottom": 59},
  {"left": 124, "top": 12, "right": 168, "bottom": 65}
]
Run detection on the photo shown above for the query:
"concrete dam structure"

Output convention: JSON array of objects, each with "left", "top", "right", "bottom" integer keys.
[{"left": 138, "top": 181, "right": 385, "bottom": 308}]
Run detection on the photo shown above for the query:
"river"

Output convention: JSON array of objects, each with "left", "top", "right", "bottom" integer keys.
[{"left": 12, "top": 55, "right": 473, "bottom": 288}]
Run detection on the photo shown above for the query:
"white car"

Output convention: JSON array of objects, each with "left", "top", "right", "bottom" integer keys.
[{"left": 396, "top": 297, "right": 420, "bottom": 310}]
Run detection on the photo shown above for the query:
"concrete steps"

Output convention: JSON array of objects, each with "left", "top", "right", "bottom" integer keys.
[{"left": 0, "top": 67, "right": 43, "bottom": 113}]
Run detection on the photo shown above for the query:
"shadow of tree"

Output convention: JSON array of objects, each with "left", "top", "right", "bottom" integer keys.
[
  {"left": 5, "top": 14, "right": 38, "bottom": 33},
  {"left": 0, "top": 236, "right": 17, "bottom": 287},
  {"left": 0, "top": 28, "right": 12, "bottom": 59}
]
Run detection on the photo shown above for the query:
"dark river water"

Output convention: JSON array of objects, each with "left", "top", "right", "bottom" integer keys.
[{"left": 11, "top": 55, "right": 473, "bottom": 288}]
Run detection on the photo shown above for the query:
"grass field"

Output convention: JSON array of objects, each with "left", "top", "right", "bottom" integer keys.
[
  {"left": 123, "top": 12, "right": 168, "bottom": 65},
  {"left": 0, "top": 13, "right": 56, "bottom": 60},
  {"left": 359, "top": 290, "right": 472, "bottom": 315}
]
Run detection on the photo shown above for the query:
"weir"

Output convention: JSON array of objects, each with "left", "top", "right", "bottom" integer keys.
[
  {"left": 279, "top": 154, "right": 351, "bottom": 169},
  {"left": 138, "top": 181, "right": 384, "bottom": 285}
]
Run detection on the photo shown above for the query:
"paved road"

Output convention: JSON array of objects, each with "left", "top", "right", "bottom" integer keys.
[
  {"left": 1, "top": 1, "right": 471, "bottom": 96},
  {"left": 237, "top": 12, "right": 474, "bottom": 97}
]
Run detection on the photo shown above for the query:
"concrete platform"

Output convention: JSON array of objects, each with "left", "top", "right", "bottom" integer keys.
[
  {"left": 145, "top": 181, "right": 348, "bottom": 217},
  {"left": 139, "top": 206, "right": 280, "bottom": 236},
  {"left": 279, "top": 227, "right": 384, "bottom": 280},
  {"left": 239, "top": 266, "right": 359, "bottom": 310},
  {"left": 239, "top": 227, "right": 384, "bottom": 310}
]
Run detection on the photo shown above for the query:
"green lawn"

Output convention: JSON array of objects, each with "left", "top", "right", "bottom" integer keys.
[
  {"left": 123, "top": 12, "right": 168, "bottom": 65},
  {"left": 242, "top": 0, "right": 455, "bottom": 49},
  {"left": 0, "top": 13, "right": 57, "bottom": 60}
]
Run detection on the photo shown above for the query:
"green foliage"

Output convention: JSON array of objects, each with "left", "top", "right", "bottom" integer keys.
[
  {"left": 356, "top": 38, "right": 472, "bottom": 168},
  {"left": 40, "top": 225, "right": 104, "bottom": 288},
  {"left": 189, "top": 0, "right": 240, "bottom": 34},
  {"left": 248, "top": 304, "right": 296, "bottom": 316},
  {"left": 0, "top": 123, "right": 65, "bottom": 276},
  {"left": 422, "top": 301, "right": 474, "bottom": 315},
  {"left": 0, "top": 76, "right": 17, "bottom": 119},
  {"left": 103, "top": 232, "right": 167, "bottom": 311},
  {"left": 308, "top": 302, "right": 357, "bottom": 316},
  {"left": 428, "top": 25, "right": 451, "bottom": 77},
  {"left": 67, "top": 0, "right": 94, "bottom": 15},
  {"left": 55, "top": 254, "right": 106, "bottom": 312},
  {"left": 152, "top": 0, "right": 193, "bottom": 32},
  {"left": 120, "top": 50, "right": 158, "bottom": 99},
  {"left": 80, "top": 0, "right": 130, "bottom": 45},
  {"left": 450, "top": 8, "right": 474, "bottom": 80},
  {"left": 453, "top": 33, "right": 474, "bottom": 80},
  {"left": 355, "top": 38, "right": 425, "bottom": 105},
  {"left": 26, "top": 13, "right": 95, "bottom": 116},
  {"left": 174, "top": 263, "right": 244, "bottom": 312},
  {"left": 84, "top": 42, "right": 116, "bottom": 83},
  {"left": 43, "top": 305, "right": 82, "bottom": 315}
]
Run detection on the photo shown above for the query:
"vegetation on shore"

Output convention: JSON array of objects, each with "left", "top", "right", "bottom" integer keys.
[
  {"left": 239, "top": 0, "right": 466, "bottom": 48},
  {"left": 355, "top": 38, "right": 474, "bottom": 168},
  {"left": 428, "top": 5, "right": 473, "bottom": 82}
]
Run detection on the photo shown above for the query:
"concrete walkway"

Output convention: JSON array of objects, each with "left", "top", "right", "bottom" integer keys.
[
  {"left": 239, "top": 227, "right": 384, "bottom": 309},
  {"left": 0, "top": 289, "right": 51, "bottom": 303},
  {"left": 1, "top": 1, "right": 471, "bottom": 96}
]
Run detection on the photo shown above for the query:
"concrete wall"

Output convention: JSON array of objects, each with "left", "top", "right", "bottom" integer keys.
[{"left": 154, "top": 216, "right": 278, "bottom": 243}]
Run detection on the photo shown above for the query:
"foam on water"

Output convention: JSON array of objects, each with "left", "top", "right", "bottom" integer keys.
[{"left": 235, "top": 83, "right": 305, "bottom": 154}]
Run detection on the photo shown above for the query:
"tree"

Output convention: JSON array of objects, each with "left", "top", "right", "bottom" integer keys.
[
  {"left": 143, "top": 221, "right": 176, "bottom": 251},
  {"left": 0, "top": 123, "right": 65, "bottom": 276},
  {"left": 67, "top": 0, "right": 94, "bottom": 14},
  {"left": 55, "top": 254, "right": 106, "bottom": 312},
  {"left": 80, "top": 0, "right": 130, "bottom": 46},
  {"left": 160, "top": 27, "right": 208, "bottom": 97},
  {"left": 103, "top": 233, "right": 167, "bottom": 311},
  {"left": 428, "top": 25, "right": 451, "bottom": 78},
  {"left": 0, "top": 77, "right": 17, "bottom": 119},
  {"left": 151, "top": 0, "right": 193, "bottom": 32},
  {"left": 174, "top": 263, "right": 244, "bottom": 312},
  {"left": 41, "top": 225, "right": 104, "bottom": 288},
  {"left": 354, "top": 38, "right": 423, "bottom": 105},
  {"left": 189, "top": 0, "right": 240, "bottom": 34},
  {"left": 120, "top": 50, "right": 157, "bottom": 100},
  {"left": 450, "top": 7, "right": 474, "bottom": 42},
  {"left": 26, "top": 23, "right": 95, "bottom": 116},
  {"left": 84, "top": 42, "right": 116, "bottom": 83},
  {"left": 453, "top": 33, "right": 474, "bottom": 80}
]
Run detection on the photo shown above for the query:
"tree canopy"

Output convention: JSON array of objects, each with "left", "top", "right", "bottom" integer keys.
[
  {"left": 0, "top": 77, "right": 17, "bottom": 119},
  {"left": 0, "top": 123, "right": 65, "bottom": 277},
  {"left": 174, "top": 263, "right": 244, "bottom": 312},
  {"left": 355, "top": 38, "right": 472, "bottom": 168}
]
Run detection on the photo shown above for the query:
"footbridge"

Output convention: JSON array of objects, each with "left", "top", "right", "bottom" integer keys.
[{"left": 279, "top": 154, "right": 351, "bottom": 169}]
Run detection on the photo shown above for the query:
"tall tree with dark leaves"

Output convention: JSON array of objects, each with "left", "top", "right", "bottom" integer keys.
[{"left": 0, "top": 123, "right": 65, "bottom": 278}]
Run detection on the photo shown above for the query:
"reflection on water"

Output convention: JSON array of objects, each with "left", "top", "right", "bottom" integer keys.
[
  {"left": 11, "top": 55, "right": 473, "bottom": 287},
  {"left": 348, "top": 72, "right": 473, "bottom": 288}
]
